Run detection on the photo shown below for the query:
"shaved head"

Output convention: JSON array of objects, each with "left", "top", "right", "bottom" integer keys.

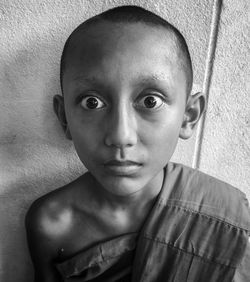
[{"left": 60, "top": 5, "right": 193, "bottom": 96}]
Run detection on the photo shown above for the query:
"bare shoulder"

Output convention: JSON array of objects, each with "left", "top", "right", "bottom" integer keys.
[
  {"left": 25, "top": 173, "right": 92, "bottom": 281},
  {"left": 25, "top": 188, "right": 71, "bottom": 248},
  {"left": 25, "top": 173, "right": 92, "bottom": 251}
]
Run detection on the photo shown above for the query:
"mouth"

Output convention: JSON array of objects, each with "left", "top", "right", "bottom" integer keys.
[{"left": 103, "top": 160, "right": 142, "bottom": 176}]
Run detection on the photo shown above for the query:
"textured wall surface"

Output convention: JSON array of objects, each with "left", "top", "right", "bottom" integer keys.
[
  {"left": 198, "top": 0, "right": 250, "bottom": 191},
  {"left": 0, "top": 0, "right": 249, "bottom": 281}
]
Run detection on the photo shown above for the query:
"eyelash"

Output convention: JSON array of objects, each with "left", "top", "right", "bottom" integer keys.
[
  {"left": 80, "top": 95, "right": 106, "bottom": 110},
  {"left": 135, "top": 93, "right": 167, "bottom": 110},
  {"left": 78, "top": 92, "right": 167, "bottom": 111}
]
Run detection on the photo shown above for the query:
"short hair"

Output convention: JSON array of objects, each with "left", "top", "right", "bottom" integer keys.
[{"left": 60, "top": 5, "right": 193, "bottom": 96}]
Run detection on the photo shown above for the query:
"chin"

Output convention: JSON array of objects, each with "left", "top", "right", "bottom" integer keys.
[{"left": 100, "top": 176, "right": 146, "bottom": 197}]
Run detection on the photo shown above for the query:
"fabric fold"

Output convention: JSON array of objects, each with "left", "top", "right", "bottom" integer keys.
[
  {"left": 54, "top": 163, "right": 250, "bottom": 282},
  {"left": 56, "top": 233, "right": 137, "bottom": 281}
]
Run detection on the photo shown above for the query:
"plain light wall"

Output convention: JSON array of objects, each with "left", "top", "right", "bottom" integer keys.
[{"left": 0, "top": 0, "right": 249, "bottom": 281}]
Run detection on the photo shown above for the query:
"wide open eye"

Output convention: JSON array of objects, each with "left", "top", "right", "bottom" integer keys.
[
  {"left": 136, "top": 94, "right": 165, "bottom": 109},
  {"left": 80, "top": 96, "right": 106, "bottom": 110}
]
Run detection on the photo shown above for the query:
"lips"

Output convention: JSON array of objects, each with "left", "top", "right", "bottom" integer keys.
[{"left": 103, "top": 160, "right": 142, "bottom": 176}]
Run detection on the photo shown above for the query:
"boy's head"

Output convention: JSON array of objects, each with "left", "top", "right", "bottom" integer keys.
[
  {"left": 54, "top": 5, "right": 205, "bottom": 196},
  {"left": 60, "top": 5, "right": 193, "bottom": 97}
]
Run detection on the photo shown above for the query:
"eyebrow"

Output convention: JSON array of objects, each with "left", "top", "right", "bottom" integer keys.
[
  {"left": 133, "top": 73, "right": 173, "bottom": 95},
  {"left": 136, "top": 73, "right": 172, "bottom": 84},
  {"left": 72, "top": 73, "right": 173, "bottom": 96}
]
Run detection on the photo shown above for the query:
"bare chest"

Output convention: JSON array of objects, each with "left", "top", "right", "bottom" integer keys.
[{"left": 55, "top": 207, "right": 142, "bottom": 261}]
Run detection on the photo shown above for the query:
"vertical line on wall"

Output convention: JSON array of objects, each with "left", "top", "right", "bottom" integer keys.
[{"left": 192, "top": 0, "right": 223, "bottom": 169}]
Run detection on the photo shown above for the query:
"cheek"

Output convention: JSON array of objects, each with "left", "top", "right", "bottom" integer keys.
[
  {"left": 68, "top": 118, "right": 102, "bottom": 155},
  {"left": 140, "top": 113, "right": 183, "bottom": 160},
  {"left": 149, "top": 129, "right": 179, "bottom": 157},
  {"left": 140, "top": 113, "right": 183, "bottom": 145},
  {"left": 73, "top": 128, "right": 100, "bottom": 146}
]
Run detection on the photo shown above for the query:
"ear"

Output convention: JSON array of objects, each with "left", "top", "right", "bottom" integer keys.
[
  {"left": 53, "top": 95, "right": 72, "bottom": 140},
  {"left": 179, "top": 92, "right": 206, "bottom": 139}
]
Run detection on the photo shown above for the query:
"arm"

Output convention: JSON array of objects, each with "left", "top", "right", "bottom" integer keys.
[{"left": 25, "top": 200, "right": 62, "bottom": 282}]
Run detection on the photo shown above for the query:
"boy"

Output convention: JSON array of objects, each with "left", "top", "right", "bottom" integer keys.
[{"left": 25, "top": 5, "right": 250, "bottom": 282}]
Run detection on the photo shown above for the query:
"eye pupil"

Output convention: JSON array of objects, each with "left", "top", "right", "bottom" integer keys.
[
  {"left": 86, "top": 97, "right": 98, "bottom": 109},
  {"left": 144, "top": 96, "right": 156, "bottom": 108}
]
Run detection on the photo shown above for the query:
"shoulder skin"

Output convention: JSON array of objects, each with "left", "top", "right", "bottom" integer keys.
[{"left": 25, "top": 174, "right": 92, "bottom": 282}]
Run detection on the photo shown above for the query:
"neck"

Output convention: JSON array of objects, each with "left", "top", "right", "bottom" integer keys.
[{"left": 93, "top": 169, "right": 164, "bottom": 214}]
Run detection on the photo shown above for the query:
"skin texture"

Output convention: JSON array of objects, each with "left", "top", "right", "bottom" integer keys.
[
  {"left": 64, "top": 22, "right": 186, "bottom": 197},
  {"left": 25, "top": 21, "right": 205, "bottom": 282}
]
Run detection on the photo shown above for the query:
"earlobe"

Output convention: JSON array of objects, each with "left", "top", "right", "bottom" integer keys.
[
  {"left": 179, "top": 92, "right": 206, "bottom": 139},
  {"left": 53, "top": 95, "right": 72, "bottom": 140}
]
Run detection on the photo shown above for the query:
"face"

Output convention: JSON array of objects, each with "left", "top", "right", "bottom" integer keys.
[{"left": 62, "top": 22, "right": 187, "bottom": 196}]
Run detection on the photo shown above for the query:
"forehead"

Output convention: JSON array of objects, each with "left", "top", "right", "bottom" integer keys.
[{"left": 63, "top": 21, "right": 185, "bottom": 94}]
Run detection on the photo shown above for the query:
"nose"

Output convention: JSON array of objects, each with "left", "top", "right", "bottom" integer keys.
[{"left": 104, "top": 102, "right": 137, "bottom": 149}]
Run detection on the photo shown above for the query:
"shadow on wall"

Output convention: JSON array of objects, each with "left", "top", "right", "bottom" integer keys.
[
  {"left": 0, "top": 43, "right": 84, "bottom": 282},
  {"left": 1, "top": 46, "right": 69, "bottom": 149},
  {"left": 0, "top": 173, "right": 79, "bottom": 282},
  {"left": 0, "top": 183, "right": 36, "bottom": 282}
]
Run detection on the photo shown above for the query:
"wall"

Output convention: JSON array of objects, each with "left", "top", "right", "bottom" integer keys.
[{"left": 0, "top": 0, "right": 249, "bottom": 281}]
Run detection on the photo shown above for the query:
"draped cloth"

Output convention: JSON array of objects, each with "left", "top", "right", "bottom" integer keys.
[{"left": 55, "top": 163, "right": 250, "bottom": 282}]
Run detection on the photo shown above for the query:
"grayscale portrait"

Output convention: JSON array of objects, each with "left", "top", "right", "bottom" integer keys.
[{"left": 0, "top": 1, "right": 249, "bottom": 281}]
